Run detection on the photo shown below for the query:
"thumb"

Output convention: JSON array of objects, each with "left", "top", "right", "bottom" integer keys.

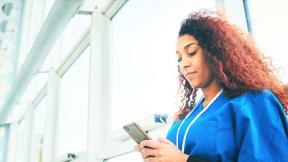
[{"left": 134, "top": 144, "right": 142, "bottom": 152}]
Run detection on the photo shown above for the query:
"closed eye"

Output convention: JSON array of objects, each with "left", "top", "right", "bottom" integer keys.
[
  {"left": 176, "top": 49, "right": 198, "bottom": 62},
  {"left": 188, "top": 50, "right": 197, "bottom": 56}
]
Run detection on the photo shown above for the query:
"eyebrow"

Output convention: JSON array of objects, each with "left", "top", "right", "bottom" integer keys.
[{"left": 176, "top": 43, "right": 198, "bottom": 54}]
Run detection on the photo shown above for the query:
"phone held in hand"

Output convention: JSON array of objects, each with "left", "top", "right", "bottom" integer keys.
[{"left": 123, "top": 122, "right": 152, "bottom": 144}]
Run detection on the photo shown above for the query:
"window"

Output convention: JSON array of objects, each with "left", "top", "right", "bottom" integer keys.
[
  {"left": 248, "top": 0, "right": 288, "bottom": 83},
  {"left": 56, "top": 46, "right": 90, "bottom": 157},
  {"left": 106, "top": 152, "right": 142, "bottom": 162},
  {"left": 44, "top": 0, "right": 55, "bottom": 19},
  {"left": 15, "top": 117, "right": 26, "bottom": 162},
  {"left": 109, "top": 0, "right": 216, "bottom": 131},
  {"left": 30, "top": 97, "right": 47, "bottom": 162},
  {"left": 19, "top": 73, "right": 48, "bottom": 103},
  {"left": 0, "top": 125, "right": 9, "bottom": 162},
  {"left": 60, "top": 14, "right": 91, "bottom": 61}
]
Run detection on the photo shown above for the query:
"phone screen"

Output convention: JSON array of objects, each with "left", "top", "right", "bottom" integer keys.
[{"left": 123, "top": 122, "right": 152, "bottom": 144}]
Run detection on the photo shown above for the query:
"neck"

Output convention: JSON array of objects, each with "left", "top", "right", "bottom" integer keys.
[{"left": 201, "top": 79, "right": 221, "bottom": 102}]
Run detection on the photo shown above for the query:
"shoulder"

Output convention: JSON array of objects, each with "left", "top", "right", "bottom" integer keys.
[
  {"left": 224, "top": 89, "right": 286, "bottom": 119},
  {"left": 244, "top": 89, "right": 276, "bottom": 100},
  {"left": 228, "top": 89, "right": 280, "bottom": 107},
  {"left": 226, "top": 89, "right": 287, "bottom": 126}
]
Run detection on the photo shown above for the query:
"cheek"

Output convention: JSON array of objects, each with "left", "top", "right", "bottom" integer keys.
[
  {"left": 179, "top": 68, "right": 184, "bottom": 75},
  {"left": 204, "top": 66, "right": 215, "bottom": 83},
  {"left": 178, "top": 64, "right": 185, "bottom": 75},
  {"left": 201, "top": 63, "right": 212, "bottom": 78}
]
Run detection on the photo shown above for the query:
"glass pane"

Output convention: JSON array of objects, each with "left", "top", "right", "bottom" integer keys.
[
  {"left": 44, "top": 0, "right": 55, "bottom": 19},
  {"left": 56, "top": 46, "right": 90, "bottom": 157},
  {"left": 60, "top": 14, "right": 91, "bottom": 61},
  {"left": 249, "top": 0, "right": 288, "bottom": 83},
  {"left": 42, "top": 14, "right": 90, "bottom": 69},
  {"left": 19, "top": 73, "right": 48, "bottom": 103},
  {"left": 106, "top": 152, "right": 142, "bottom": 162},
  {"left": 0, "top": 125, "right": 9, "bottom": 162},
  {"left": 15, "top": 120, "right": 25, "bottom": 162},
  {"left": 30, "top": 97, "right": 47, "bottom": 162},
  {"left": 110, "top": 0, "right": 216, "bottom": 131}
]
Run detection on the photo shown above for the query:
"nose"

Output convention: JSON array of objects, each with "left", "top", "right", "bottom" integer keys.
[{"left": 180, "top": 56, "right": 191, "bottom": 70}]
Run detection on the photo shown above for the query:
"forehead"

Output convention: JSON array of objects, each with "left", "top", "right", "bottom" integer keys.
[
  {"left": 176, "top": 34, "right": 199, "bottom": 51},
  {"left": 176, "top": 34, "right": 199, "bottom": 53}
]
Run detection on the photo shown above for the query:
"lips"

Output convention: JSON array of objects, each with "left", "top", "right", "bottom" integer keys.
[{"left": 185, "top": 71, "right": 197, "bottom": 78}]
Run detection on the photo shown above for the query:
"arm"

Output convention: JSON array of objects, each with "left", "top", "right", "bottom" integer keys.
[{"left": 236, "top": 91, "right": 288, "bottom": 161}]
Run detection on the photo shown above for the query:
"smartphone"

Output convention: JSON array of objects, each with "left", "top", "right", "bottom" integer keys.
[{"left": 123, "top": 122, "right": 152, "bottom": 144}]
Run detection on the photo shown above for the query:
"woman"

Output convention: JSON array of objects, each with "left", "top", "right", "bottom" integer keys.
[{"left": 136, "top": 11, "right": 288, "bottom": 162}]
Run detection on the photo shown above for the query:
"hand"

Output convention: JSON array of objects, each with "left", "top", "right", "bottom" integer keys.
[{"left": 134, "top": 137, "right": 189, "bottom": 162}]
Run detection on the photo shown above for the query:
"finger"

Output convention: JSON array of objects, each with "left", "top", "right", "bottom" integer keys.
[
  {"left": 142, "top": 152, "right": 149, "bottom": 159},
  {"left": 156, "top": 137, "right": 171, "bottom": 144},
  {"left": 144, "top": 156, "right": 156, "bottom": 162},
  {"left": 140, "top": 140, "right": 161, "bottom": 149},
  {"left": 134, "top": 144, "right": 142, "bottom": 152},
  {"left": 142, "top": 147, "right": 159, "bottom": 158},
  {"left": 142, "top": 151, "right": 153, "bottom": 159}
]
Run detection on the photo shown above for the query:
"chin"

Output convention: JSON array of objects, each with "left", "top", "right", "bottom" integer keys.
[{"left": 188, "top": 81, "right": 201, "bottom": 89}]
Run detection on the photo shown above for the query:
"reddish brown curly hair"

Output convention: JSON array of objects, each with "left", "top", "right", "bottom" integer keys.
[{"left": 175, "top": 11, "right": 288, "bottom": 120}]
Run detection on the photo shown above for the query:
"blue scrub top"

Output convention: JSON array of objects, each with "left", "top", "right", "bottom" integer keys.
[{"left": 166, "top": 89, "right": 288, "bottom": 161}]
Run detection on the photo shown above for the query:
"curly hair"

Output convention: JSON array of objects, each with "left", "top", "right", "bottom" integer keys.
[{"left": 175, "top": 10, "right": 288, "bottom": 120}]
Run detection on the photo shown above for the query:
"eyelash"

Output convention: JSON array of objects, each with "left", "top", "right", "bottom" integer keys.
[{"left": 177, "top": 51, "right": 197, "bottom": 63}]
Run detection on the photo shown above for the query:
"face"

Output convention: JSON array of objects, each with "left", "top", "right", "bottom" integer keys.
[{"left": 176, "top": 34, "right": 214, "bottom": 89}]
